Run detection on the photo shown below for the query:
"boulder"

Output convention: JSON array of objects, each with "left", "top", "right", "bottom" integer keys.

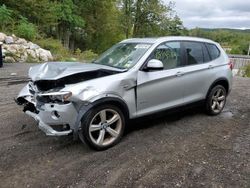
[
  {"left": 11, "top": 34, "right": 18, "bottom": 42},
  {"left": 2, "top": 48, "right": 6, "bottom": 56},
  {"left": 36, "top": 48, "right": 53, "bottom": 62},
  {"left": 19, "top": 52, "right": 28, "bottom": 63},
  {"left": 3, "top": 44, "right": 18, "bottom": 55},
  {"left": 5, "top": 36, "right": 14, "bottom": 44},
  {"left": 0, "top": 32, "right": 6, "bottom": 42},
  {"left": 27, "top": 49, "right": 37, "bottom": 59},
  {"left": 28, "top": 42, "right": 40, "bottom": 50},
  {"left": 3, "top": 44, "right": 29, "bottom": 63},
  {"left": 1, "top": 32, "right": 53, "bottom": 63},
  {"left": 15, "top": 38, "right": 28, "bottom": 45},
  {"left": 3, "top": 44, "right": 26, "bottom": 57},
  {"left": 4, "top": 56, "right": 16, "bottom": 63}
]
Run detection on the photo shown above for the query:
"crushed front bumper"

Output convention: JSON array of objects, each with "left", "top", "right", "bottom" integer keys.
[
  {"left": 24, "top": 102, "right": 78, "bottom": 136},
  {"left": 25, "top": 111, "right": 72, "bottom": 136},
  {"left": 17, "top": 83, "right": 78, "bottom": 136}
]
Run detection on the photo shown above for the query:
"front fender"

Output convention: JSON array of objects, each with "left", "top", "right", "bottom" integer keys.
[
  {"left": 73, "top": 95, "right": 129, "bottom": 140},
  {"left": 17, "top": 83, "right": 30, "bottom": 98},
  {"left": 16, "top": 83, "right": 34, "bottom": 105}
]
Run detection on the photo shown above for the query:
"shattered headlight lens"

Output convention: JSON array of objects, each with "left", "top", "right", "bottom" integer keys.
[{"left": 39, "top": 91, "right": 72, "bottom": 102}]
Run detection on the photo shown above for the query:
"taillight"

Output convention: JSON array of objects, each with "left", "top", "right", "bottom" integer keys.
[{"left": 228, "top": 60, "right": 234, "bottom": 70}]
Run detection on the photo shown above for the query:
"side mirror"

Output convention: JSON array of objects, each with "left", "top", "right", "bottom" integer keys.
[{"left": 145, "top": 59, "right": 164, "bottom": 71}]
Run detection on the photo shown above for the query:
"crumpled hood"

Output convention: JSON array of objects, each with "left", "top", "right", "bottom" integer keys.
[{"left": 29, "top": 62, "right": 124, "bottom": 81}]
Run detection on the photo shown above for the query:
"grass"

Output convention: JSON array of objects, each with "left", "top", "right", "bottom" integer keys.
[
  {"left": 35, "top": 38, "right": 98, "bottom": 62},
  {"left": 242, "top": 64, "right": 250, "bottom": 77}
]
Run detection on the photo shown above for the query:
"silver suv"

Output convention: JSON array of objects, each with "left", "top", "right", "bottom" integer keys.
[{"left": 16, "top": 37, "right": 233, "bottom": 150}]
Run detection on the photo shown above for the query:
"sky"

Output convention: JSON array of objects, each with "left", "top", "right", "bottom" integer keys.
[{"left": 164, "top": 0, "right": 250, "bottom": 29}]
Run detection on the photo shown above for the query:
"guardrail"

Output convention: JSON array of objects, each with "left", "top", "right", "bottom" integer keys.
[{"left": 228, "top": 54, "right": 250, "bottom": 69}]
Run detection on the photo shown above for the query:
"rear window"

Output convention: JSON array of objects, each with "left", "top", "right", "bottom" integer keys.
[{"left": 206, "top": 43, "right": 220, "bottom": 60}]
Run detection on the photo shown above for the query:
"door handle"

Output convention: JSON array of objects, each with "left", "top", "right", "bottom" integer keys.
[
  {"left": 175, "top": 71, "right": 184, "bottom": 77},
  {"left": 208, "top": 65, "right": 213, "bottom": 69},
  {"left": 123, "top": 84, "right": 129, "bottom": 89}
]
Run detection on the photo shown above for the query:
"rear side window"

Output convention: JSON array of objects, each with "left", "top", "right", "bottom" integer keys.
[
  {"left": 183, "top": 42, "right": 208, "bottom": 65},
  {"left": 206, "top": 43, "right": 220, "bottom": 60}
]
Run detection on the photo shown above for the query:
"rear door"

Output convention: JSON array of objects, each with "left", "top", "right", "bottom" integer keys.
[
  {"left": 136, "top": 41, "right": 186, "bottom": 116},
  {"left": 181, "top": 41, "right": 217, "bottom": 103}
]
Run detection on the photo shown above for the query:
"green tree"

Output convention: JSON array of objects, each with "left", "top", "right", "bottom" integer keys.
[
  {"left": 0, "top": 4, "right": 13, "bottom": 31},
  {"left": 0, "top": 0, "right": 58, "bottom": 32},
  {"left": 16, "top": 17, "right": 37, "bottom": 40},
  {"left": 120, "top": 0, "right": 134, "bottom": 38},
  {"left": 119, "top": 0, "right": 183, "bottom": 37},
  {"left": 0, "top": 0, "right": 187, "bottom": 56},
  {"left": 79, "top": 0, "right": 124, "bottom": 53},
  {"left": 55, "top": 0, "right": 85, "bottom": 49}
]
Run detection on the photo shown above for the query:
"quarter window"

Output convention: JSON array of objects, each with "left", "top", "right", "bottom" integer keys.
[
  {"left": 202, "top": 43, "right": 210, "bottom": 62},
  {"left": 206, "top": 43, "right": 220, "bottom": 60},
  {"left": 149, "top": 42, "right": 181, "bottom": 70}
]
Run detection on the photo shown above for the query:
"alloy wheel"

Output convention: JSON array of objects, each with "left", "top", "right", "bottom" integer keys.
[
  {"left": 88, "top": 109, "right": 122, "bottom": 146},
  {"left": 211, "top": 88, "right": 226, "bottom": 113}
]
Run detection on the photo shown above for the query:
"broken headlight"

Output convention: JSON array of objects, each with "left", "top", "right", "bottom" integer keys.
[{"left": 38, "top": 91, "right": 72, "bottom": 102}]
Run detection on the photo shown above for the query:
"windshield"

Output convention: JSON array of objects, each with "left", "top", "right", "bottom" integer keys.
[{"left": 93, "top": 43, "right": 152, "bottom": 69}]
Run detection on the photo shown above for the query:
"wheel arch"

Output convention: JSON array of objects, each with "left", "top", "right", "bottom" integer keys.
[
  {"left": 90, "top": 97, "right": 130, "bottom": 119},
  {"left": 206, "top": 77, "right": 229, "bottom": 99},
  {"left": 73, "top": 96, "right": 130, "bottom": 140}
]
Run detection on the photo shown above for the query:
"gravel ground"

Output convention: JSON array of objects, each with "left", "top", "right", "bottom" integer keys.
[{"left": 0, "top": 63, "right": 249, "bottom": 188}]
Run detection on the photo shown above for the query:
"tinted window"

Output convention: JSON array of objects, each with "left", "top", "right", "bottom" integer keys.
[
  {"left": 202, "top": 43, "right": 210, "bottom": 62},
  {"left": 149, "top": 42, "right": 181, "bottom": 70},
  {"left": 184, "top": 42, "right": 204, "bottom": 65},
  {"left": 206, "top": 43, "right": 220, "bottom": 60}
]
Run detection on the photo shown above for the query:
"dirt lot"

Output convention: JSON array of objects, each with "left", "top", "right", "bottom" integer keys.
[{"left": 0, "top": 63, "right": 249, "bottom": 188}]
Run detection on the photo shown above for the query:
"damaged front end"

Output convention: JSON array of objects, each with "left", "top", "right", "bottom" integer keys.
[
  {"left": 16, "top": 62, "right": 123, "bottom": 137},
  {"left": 16, "top": 82, "right": 77, "bottom": 136}
]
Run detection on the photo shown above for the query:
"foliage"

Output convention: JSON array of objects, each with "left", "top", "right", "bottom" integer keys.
[
  {"left": 80, "top": 0, "right": 124, "bottom": 53},
  {"left": 0, "top": 4, "right": 13, "bottom": 31},
  {"left": 0, "top": 0, "right": 185, "bottom": 55},
  {"left": 35, "top": 38, "right": 70, "bottom": 61},
  {"left": 189, "top": 28, "right": 250, "bottom": 55},
  {"left": 16, "top": 17, "right": 37, "bottom": 41},
  {"left": 242, "top": 64, "right": 250, "bottom": 77},
  {"left": 74, "top": 48, "right": 98, "bottom": 61},
  {"left": 35, "top": 38, "right": 64, "bottom": 53},
  {"left": 54, "top": 0, "right": 85, "bottom": 49},
  {"left": 79, "top": 50, "right": 98, "bottom": 61},
  {"left": 1, "top": 0, "right": 249, "bottom": 59},
  {"left": 119, "top": 0, "right": 184, "bottom": 38}
]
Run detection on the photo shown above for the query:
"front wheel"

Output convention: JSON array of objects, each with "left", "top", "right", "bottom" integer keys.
[
  {"left": 205, "top": 85, "right": 227, "bottom": 115},
  {"left": 79, "top": 104, "right": 125, "bottom": 150}
]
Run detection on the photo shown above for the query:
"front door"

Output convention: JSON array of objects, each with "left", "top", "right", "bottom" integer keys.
[{"left": 136, "top": 41, "right": 186, "bottom": 117}]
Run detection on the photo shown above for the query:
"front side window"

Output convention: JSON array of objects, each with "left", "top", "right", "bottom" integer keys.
[
  {"left": 93, "top": 43, "right": 151, "bottom": 69},
  {"left": 149, "top": 42, "right": 181, "bottom": 70}
]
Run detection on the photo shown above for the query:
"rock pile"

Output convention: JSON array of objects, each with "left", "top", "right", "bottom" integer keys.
[{"left": 0, "top": 32, "right": 53, "bottom": 63}]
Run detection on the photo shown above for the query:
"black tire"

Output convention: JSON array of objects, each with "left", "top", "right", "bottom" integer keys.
[
  {"left": 205, "top": 85, "right": 227, "bottom": 115},
  {"left": 79, "top": 104, "right": 125, "bottom": 150}
]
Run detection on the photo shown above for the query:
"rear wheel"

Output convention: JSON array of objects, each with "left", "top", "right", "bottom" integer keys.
[
  {"left": 205, "top": 85, "right": 227, "bottom": 115},
  {"left": 79, "top": 104, "right": 125, "bottom": 150}
]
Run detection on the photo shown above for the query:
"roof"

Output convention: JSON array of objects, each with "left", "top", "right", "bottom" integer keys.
[{"left": 121, "top": 36, "right": 217, "bottom": 44}]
